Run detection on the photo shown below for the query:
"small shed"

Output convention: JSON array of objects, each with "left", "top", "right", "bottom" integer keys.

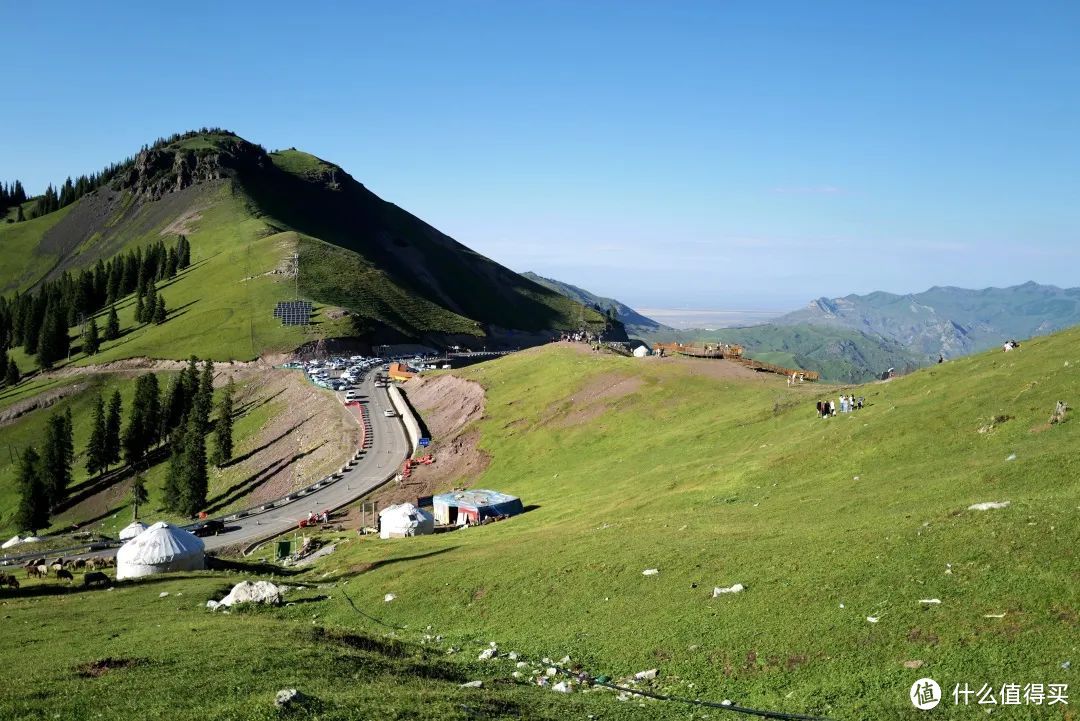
[
  {"left": 433, "top": 489, "right": 524, "bottom": 526},
  {"left": 378, "top": 503, "right": 435, "bottom": 539},
  {"left": 119, "top": 521, "right": 149, "bottom": 541},
  {"left": 116, "top": 522, "right": 205, "bottom": 580}
]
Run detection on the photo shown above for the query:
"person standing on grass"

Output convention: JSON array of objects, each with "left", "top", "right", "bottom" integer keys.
[{"left": 829, "top": 399, "right": 836, "bottom": 416}]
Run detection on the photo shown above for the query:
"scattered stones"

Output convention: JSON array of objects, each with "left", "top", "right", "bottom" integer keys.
[
  {"left": 713, "top": 583, "right": 745, "bottom": 596},
  {"left": 968, "top": 501, "right": 1010, "bottom": 511},
  {"left": 507, "top": 651, "right": 519, "bottom": 660},
  {"left": 634, "top": 669, "right": 659, "bottom": 681},
  {"left": 642, "top": 568, "right": 659, "bottom": 576},
  {"left": 274, "top": 688, "right": 302, "bottom": 709},
  {"left": 460, "top": 680, "right": 483, "bottom": 689},
  {"left": 478, "top": 647, "right": 497, "bottom": 661},
  {"left": 552, "top": 681, "right": 571, "bottom": 693}
]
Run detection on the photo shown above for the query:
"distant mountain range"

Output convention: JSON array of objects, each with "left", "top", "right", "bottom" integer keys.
[
  {"left": 530, "top": 275, "right": 1080, "bottom": 383},
  {"left": 521, "top": 272, "right": 670, "bottom": 336},
  {"left": 773, "top": 282, "right": 1080, "bottom": 358}
]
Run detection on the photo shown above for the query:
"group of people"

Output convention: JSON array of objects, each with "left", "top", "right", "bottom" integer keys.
[{"left": 816, "top": 394, "right": 864, "bottom": 417}]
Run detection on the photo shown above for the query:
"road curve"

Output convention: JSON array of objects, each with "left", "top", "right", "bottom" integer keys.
[{"left": 203, "top": 372, "right": 411, "bottom": 553}]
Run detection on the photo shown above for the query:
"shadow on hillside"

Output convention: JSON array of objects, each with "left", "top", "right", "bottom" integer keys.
[
  {"left": 222, "top": 415, "right": 314, "bottom": 468},
  {"left": 317, "top": 546, "right": 457, "bottom": 584},
  {"left": 233, "top": 387, "right": 286, "bottom": 419},
  {"left": 55, "top": 504, "right": 126, "bottom": 535},
  {"left": 57, "top": 447, "right": 170, "bottom": 515},
  {"left": 0, "top": 572, "right": 207, "bottom": 600},
  {"left": 204, "top": 442, "right": 325, "bottom": 514}
]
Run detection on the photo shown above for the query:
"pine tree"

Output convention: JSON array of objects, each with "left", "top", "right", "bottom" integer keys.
[
  {"left": 14, "top": 447, "right": 49, "bottom": 533},
  {"left": 134, "top": 292, "right": 145, "bottom": 324},
  {"left": 15, "top": 204, "right": 25, "bottom": 222},
  {"left": 163, "top": 420, "right": 186, "bottom": 513},
  {"left": 194, "top": 359, "right": 215, "bottom": 432},
  {"left": 143, "top": 283, "right": 158, "bottom": 324},
  {"left": 211, "top": 378, "right": 235, "bottom": 466},
  {"left": 178, "top": 412, "right": 208, "bottom": 516},
  {"left": 131, "top": 474, "right": 149, "bottom": 521},
  {"left": 86, "top": 394, "right": 108, "bottom": 476},
  {"left": 165, "top": 247, "right": 179, "bottom": 278},
  {"left": 5, "top": 357, "right": 18, "bottom": 386},
  {"left": 36, "top": 299, "right": 69, "bottom": 369},
  {"left": 105, "top": 304, "right": 120, "bottom": 340},
  {"left": 177, "top": 235, "right": 191, "bottom": 268},
  {"left": 123, "top": 373, "right": 161, "bottom": 464},
  {"left": 152, "top": 294, "right": 167, "bottom": 324},
  {"left": 82, "top": 316, "right": 100, "bottom": 355},
  {"left": 105, "top": 390, "right": 122, "bottom": 467},
  {"left": 162, "top": 375, "right": 189, "bottom": 438},
  {"left": 40, "top": 411, "right": 74, "bottom": 509}
]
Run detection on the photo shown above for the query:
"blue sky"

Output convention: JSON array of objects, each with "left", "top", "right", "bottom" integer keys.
[{"left": 3, "top": 1, "right": 1078, "bottom": 310}]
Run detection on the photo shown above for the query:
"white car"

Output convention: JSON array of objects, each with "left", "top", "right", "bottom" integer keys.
[{"left": 383, "top": 409, "right": 396, "bottom": 417}]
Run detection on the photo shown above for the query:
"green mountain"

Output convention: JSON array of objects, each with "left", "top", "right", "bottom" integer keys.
[
  {"left": 521, "top": 271, "right": 669, "bottom": 336},
  {"left": 0, "top": 130, "right": 607, "bottom": 366},
  {"left": 775, "top": 282, "right": 1080, "bottom": 358},
  {"left": 705, "top": 323, "right": 925, "bottom": 383}
]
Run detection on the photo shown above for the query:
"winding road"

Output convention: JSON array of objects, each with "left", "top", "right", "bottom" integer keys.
[
  {"left": 1, "top": 371, "right": 411, "bottom": 563},
  {"left": 204, "top": 371, "right": 410, "bottom": 552}
]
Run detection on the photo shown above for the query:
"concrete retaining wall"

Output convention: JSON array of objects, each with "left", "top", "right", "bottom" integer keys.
[{"left": 388, "top": 384, "right": 420, "bottom": 456}]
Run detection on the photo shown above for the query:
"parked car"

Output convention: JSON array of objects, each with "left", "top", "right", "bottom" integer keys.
[
  {"left": 189, "top": 519, "right": 224, "bottom": 537},
  {"left": 384, "top": 409, "right": 396, "bottom": 417}
]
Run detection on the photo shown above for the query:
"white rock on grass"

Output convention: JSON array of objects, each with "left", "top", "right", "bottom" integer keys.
[
  {"left": 919, "top": 598, "right": 942, "bottom": 605},
  {"left": 642, "top": 568, "right": 659, "bottom": 576},
  {"left": 478, "top": 648, "right": 498, "bottom": 661},
  {"left": 866, "top": 616, "right": 880, "bottom": 623},
  {"left": 460, "top": 680, "right": 483, "bottom": 689},
  {"left": 159, "top": 592, "right": 169, "bottom": 598},
  {"left": 713, "top": 583, "right": 745, "bottom": 597},
  {"left": 634, "top": 669, "right": 659, "bottom": 680},
  {"left": 274, "top": 689, "right": 301, "bottom": 709},
  {"left": 213, "top": 581, "right": 285, "bottom": 609},
  {"left": 384, "top": 593, "right": 396, "bottom": 602},
  {"left": 968, "top": 501, "right": 1010, "bottom": 511},
  {"left": 552, "top": 681, "right": 572, "bottom": 693}
]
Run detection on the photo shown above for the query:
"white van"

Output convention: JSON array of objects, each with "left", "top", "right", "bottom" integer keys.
[{"left": 345, "top": 390, "right": 357, "bottom": 401}]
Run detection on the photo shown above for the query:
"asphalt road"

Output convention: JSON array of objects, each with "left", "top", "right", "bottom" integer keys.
[
  {"left": 203, "top": 372, "right": 410, "bottom": 553},
  {"left": 1, "top": 371, "right": 410, "bottom": 564}
]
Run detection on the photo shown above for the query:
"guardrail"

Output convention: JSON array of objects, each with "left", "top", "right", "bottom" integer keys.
[{"left": 387, "top": 385, "right": 420, "bottom": 456}]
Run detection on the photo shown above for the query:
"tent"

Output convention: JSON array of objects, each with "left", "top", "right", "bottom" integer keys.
[
  {"left": 432, "top": 489, "right": 524, "bottom": 526},
  {"left": 378, "top": 503, "right": 435, "bottom": 539},
  {"left": 116, "top": 522, "right": 205, "bottom": 579},
  {"left": 119, "top": 521, "right": 149, "bottom": 541}
]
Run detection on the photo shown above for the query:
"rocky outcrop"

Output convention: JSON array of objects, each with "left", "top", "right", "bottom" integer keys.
[{"left": 118, "top": 138, "right": 270, "bottom": 200}]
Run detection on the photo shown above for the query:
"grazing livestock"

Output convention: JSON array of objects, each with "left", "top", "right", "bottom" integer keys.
[
  {"left": 50, "top": 562, "right": 64, "bottom": 573},
  {"left": 73, "top": 559, "right": 87, "bottom": 569},
  {"left": 0, "top": 574, "right": 19, "bottom": 589},
  {"left": 36, "top": 565, "right": 49, "bottom": 577},
  {"left": 83, "top": 572, "right": 109, "bottom": 588},
  {"left": 55, "top": 569, "right": 74, "bottom": 582}
]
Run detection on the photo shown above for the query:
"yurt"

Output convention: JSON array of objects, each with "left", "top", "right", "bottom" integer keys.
[
  {"left": 378, "top": 503, "right": 435, "bottom": 539},
  {"left": 116, "top": 522, "right": 205, "bottom": 579},
  {"left": 119, "top": 521, "right": 149, "bottom": 541}
]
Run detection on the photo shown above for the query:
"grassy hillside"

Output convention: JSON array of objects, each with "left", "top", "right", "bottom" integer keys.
[
  {"left": 282, "top": 328, "right": 1080, "bottom": 719},
  {"left": 0, "top": 130, "right": 602, "bottom": 371}
]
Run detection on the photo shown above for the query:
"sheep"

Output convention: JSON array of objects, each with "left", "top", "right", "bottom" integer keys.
[
  {"left": 83, "top": 572, "right": 109, "bottom": 588},
  {"left": 55, "top": 569, "right": 74, "bottom": 582},
  {"left": 0, "top": 574, "right": 19, "bottom": 589}
]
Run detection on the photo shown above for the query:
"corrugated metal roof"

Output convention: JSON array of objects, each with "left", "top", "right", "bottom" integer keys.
[{"left": 433, "top": 489, "right": 519, "bottom": 509}]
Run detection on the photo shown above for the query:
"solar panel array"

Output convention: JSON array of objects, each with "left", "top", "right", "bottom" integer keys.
[{"left": 274, "top": 300, "right": 313, "bottom": 326}]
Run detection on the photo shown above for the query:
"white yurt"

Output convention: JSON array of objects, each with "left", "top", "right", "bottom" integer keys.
[
  {"left": 379, "top": 503, "right": 435, "bottom": 539},
  {"left": 116, "top": 521, "right": 205, "bottom": 579},
  {"left": 119, "top": 521, "right": 149, "bottom": 541}
]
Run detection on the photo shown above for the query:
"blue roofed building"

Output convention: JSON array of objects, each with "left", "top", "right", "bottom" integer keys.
[{"left": 432, "top": 489, "right": 524, "bottom": 526}]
